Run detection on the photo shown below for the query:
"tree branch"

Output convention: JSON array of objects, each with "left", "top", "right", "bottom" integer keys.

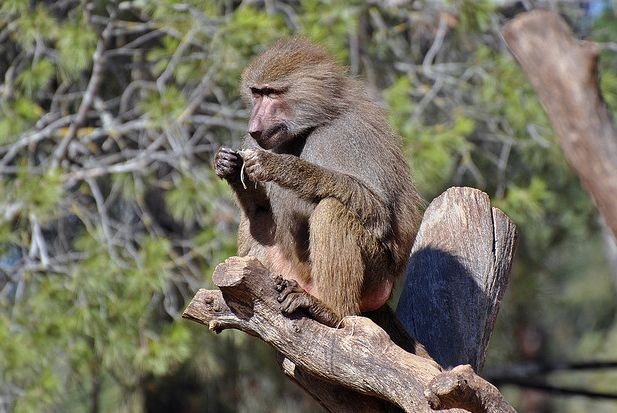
[
  {"left": 51, "top": 11, "right": 116, "bottom": 168},
  {"left": 183, "top": 255, "right": 516, "bottom": 413},
  {"left": 183, "top": 256, "right": 442, "bottom": 412},
  {"left": 502, "top": 10, "right": 617, "bottom": 239},
  {"left": 425, "top": 365, "right": 516, "bottom": 413},
  {"left": 183, "top": 187, "right": 518, "bottom": 412}
]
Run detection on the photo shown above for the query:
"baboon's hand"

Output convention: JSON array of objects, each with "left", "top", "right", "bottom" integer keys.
[
  {"left": 241, "top": 148, "right": 275, "bottom": 183},
  {"left": 214, "top": 147, "right": 242, "bottom": 181},
  {"left": 276, "top": 276, "right": 310, "bottom": 315},
  {"left": 275, "top": 276, "right": 341, "bottom": 327}
]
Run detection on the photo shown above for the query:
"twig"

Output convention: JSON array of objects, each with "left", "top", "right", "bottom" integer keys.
[
  {"left": 422, "top": 13, "right": 448, "bottom": 81},
  {"left": 28, "top": 214, "right": 49, "bottom": 269},
  {"left": 86, "top": 177, "right": 120, "bottom": 262},
  {"left": 0, "top": 115, "right": 75, "bottom": 168},
  {"left": 156, "top": 27, "right": 198, "bottom": 91},
  {"left": 179, "top": 63, "right": 219, "bottom": 121},
  {"left": 411, "top": 13, "right": 449, "bottom": 122},
  {"left": 491, "top": 377, "right": 617, "bottom": 400},
  {"left": 50, "top": 11, "right": 116, "bottom": 168}
]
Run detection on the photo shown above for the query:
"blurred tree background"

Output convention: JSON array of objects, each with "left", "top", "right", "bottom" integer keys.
[{"left": 0, "top": 0, "right": 616, "bottom": 412}]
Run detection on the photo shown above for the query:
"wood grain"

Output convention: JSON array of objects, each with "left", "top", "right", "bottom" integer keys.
[
  {"left": 397, "top": 187, "right": 517, "bottom": 371},
  {"left": 503, "top": 10, "right": 617, "bottom": 239},
  {"left": 183, "top": 187, "right": 519, "bottom": 412}
]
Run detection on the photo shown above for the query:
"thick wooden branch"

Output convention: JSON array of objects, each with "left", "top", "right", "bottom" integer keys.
[
  {"left": 426, "top": 365, "right": 516, "bottom": 413},
  {"left": 183, "top": 187, "right": 518, "bottom": 412},
  {"left": 397, "top": 187, "right": 518, "bottom": 371},
  {"left": 184, "top": 256, "right": 443, "bottom": 412},
  {"left": 278, "top": 356, "right": 395, "bottom": 412},
  {"left": 503, "top": 10, "right": 617, "bottom": 238}
]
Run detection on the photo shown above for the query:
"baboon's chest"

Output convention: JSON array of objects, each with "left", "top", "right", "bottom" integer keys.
[{"left": 267, "top": 184, "right": 314, "bottom": 261}]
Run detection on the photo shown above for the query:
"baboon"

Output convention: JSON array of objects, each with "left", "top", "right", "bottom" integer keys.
[{"left": 214, "top": 38, "right": 424, "bottom": 327}]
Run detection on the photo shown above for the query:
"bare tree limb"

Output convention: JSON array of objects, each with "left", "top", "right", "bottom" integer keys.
[
  {"left": 183, "top": 256, "right": 444, "bottom": 412},
  {"left": 183, "top": 187, "right": 519, "bottom": 412},
  {"left": 0, "top": 115, "right": 74, "bottom": 167},
  {"left": 183, "top": 257, "right": 516, "bottom": 412},
  {"left": 51, "top": 11, "right": 116, "bottom": 168},
  {"left": 502, "top": 10, "right": 617, "bottom": 239},
  {"left": 279, "top": 356, "right": 395, "bottom": 413},
  {"left": 425, "top": 365, "right": 516, "bottom": 413}
]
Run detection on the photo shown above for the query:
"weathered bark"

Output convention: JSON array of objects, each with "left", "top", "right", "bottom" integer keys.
[
  {"left": 183, "top": 187, "right": 518, "bottom": 412},
  {"left": 426, "top": 365, "right": 516, "bottom": 413},
  {"left": 397, "top": 187, "right": 518, "bottom": 371},
  {"left": 502, "top": 10, "right": 617, "bottom": 239},
  {"left": 278, "top": 356, "right": 397, "bottom": 412},
  {"left": 183, "top": 256, "right": 514, "bottom": 413},
  {"left": 183, "top": 257, "right": 443, "bottom": 412}
]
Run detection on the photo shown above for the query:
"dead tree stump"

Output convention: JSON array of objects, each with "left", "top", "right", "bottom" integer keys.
[{"left": 397, "top": 187, "right": 517, "bottom": 371}]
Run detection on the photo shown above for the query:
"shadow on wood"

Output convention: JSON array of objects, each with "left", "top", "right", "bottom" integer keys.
[{"left": 398, "top": 188, "right": 517, "bottom": 371}]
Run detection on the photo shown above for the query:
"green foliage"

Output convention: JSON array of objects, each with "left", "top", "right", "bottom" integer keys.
[
  {"left": 494, "top": 177, "right": 557, "bottom": 251},
  {"left": 14, "top": 5, "right": 58, "bottom": 48},
  {"left": 147, "top": 36, "right": 182, "bottom": 77},
  {"left": 140, "top": 87, "right": 188, "bottom": 124},
  {"left": 299, "top": 0, "right": 361, "bottom": 61},
  {"left": 405, "top": 116, "right": 475, "bottom": 193},
  {"left": 212, "top": 6, "right": 290, "bottom": 93},
  {"left": 16, "top": 59, "right": 55, "bottom": 98},
  {"left": 448, "top": 0, "right": 495, "bottom": 33},
  {"left": 601, "top": 69, "right": 617, "bottom": 111},
  {"left": 474, "top": 46, "right": 547, "bottom": 130},
  {"left": 56, "top": 15, "right": 97, "bottom": 80},
  {"left": 0, "top": 98, "right": 42, "bottom": 144},
  {"left": 594, "top": 8, "right": 617, "bottom": 120},
  {"left": 166, "top": 173, "right": 212, "bottom": 223},
  {"left": 0, "top": 0, "right": 28, "bottom": 14},
  {"left": 0, "top": 231, "right": 196, "bottom": 412},
  {"left": 0, "top": 167, "right": 63, "bottom": 221},
  {"left": 136, "top": 323, "right": 192, "bottom": 376}
]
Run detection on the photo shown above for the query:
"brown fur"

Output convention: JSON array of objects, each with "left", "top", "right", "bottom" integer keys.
[{"left": 216, "top": 38, "right": 424, "bottom": 318}]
